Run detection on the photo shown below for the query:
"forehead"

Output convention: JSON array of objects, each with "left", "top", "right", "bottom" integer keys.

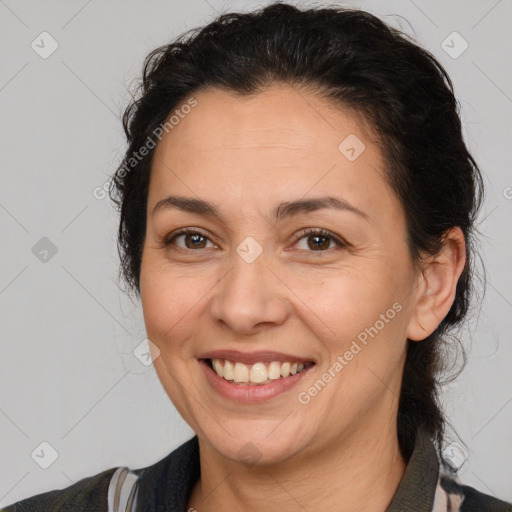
[
  {"left": 155, "top": 84, "right": 372, "bottom": 155},
  {"left": 148, "top": 84, "right": 401, "bottom": 226}
]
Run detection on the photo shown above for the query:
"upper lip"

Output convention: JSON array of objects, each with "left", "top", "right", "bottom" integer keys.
[{"left": 197, "top": 350, "right": 314, "bottom": 365}]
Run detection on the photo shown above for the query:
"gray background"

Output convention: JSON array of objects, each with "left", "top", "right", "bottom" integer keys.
[{"left": 1, "top": 0, "right": 511, "bottom": 506}]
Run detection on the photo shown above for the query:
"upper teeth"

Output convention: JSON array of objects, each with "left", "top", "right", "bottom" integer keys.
[{"left": 211, "top": 359, "right": 306, "bottom": 384}]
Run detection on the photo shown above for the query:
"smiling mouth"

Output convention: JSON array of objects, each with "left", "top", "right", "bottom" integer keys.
[{"left": 203, "top": 358, "right": 315, "bottom": 385}]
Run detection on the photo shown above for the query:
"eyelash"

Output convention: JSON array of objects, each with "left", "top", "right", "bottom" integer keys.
[{"left": 163, "top": 227, "right": 347, "bottom": 254}]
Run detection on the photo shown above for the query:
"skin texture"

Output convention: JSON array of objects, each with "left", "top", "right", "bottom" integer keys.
[{"left": 139, "top": 83, "right": 466, "bottom": 511}]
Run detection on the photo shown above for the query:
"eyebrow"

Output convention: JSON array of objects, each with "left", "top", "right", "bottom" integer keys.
[{"left": 152, "top": 195, "right": 369, "bottom": 223}]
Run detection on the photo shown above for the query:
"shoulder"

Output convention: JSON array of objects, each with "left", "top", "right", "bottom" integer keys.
[
  {"left": 438, "top": 472, "right": 512, "bottom": 512},
  {"left": 0, "top": 437, "right": 200, "bottom": 512},
  {"left": 461, "top": 484, "right": 512, "bottom": 512},
  {"left": 131, "top": 436, "right": 200, "bottom": 508},
  {"left": 1, "top": 467, "right": 118, "bottom": 511}
]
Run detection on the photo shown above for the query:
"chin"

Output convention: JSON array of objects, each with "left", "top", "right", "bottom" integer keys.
[{"left": 198, "top": 421, "right": 310, "bottom": 467}]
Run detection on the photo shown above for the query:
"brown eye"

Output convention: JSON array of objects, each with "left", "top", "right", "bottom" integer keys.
[
  {"left": 294, "top": 228, "right": 346, "bottom": 252},
  {"left": 306, "top": 234, "right": 331, "bottom": 250},
  {"left": 164, "top": 229, "right": 215, "bottom": 250}
]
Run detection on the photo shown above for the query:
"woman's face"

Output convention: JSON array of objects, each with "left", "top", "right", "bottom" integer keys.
[{"left": 140, "top": 84, "right": 423, "bottom": 465}]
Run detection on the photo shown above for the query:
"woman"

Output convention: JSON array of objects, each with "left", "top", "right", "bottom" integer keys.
[{"left": 3, "top": 2, "right": 511, "bottom": 511}]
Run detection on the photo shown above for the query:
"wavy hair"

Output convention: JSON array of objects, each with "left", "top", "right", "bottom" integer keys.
[{"left": 109, "top": 2, "right": 483, "bottom": 460}]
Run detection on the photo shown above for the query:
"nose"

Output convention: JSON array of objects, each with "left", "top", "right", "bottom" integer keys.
[{"left": 208, "top": 248, "right": 290, "bottom": 336}]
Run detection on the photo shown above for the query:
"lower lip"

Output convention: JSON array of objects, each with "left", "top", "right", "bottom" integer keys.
[{"left": 199, "top": 359, "right": 314, "bottom": 403}]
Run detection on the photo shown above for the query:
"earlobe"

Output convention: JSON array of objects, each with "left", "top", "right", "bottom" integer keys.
[{"left": 406, "top": 227, "right": 466, "bottom": 341}]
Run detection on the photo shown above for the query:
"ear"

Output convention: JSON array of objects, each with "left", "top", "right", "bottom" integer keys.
[{"left": 407, "top": 227, "right": 467, "bottom": 341}]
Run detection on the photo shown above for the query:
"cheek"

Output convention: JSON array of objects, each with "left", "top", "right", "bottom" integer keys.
[
  {"left": 139, "top": 256, "right": 212, "bottom": 353},
  {"left": 306, "top": 272, "right": 409, "bottom": 408},
  {"left": 298, "top": 265, "right": 411, "bottom": 375},
  {"left": 300, "top": 268, "right": 399, "bottom": 330}
]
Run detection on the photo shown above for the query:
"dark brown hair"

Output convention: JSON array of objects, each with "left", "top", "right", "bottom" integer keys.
[{"left": 109, "top": 1, "right": 483, "bottom": 460}]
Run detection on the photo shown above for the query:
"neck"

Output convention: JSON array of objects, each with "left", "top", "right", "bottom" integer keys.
[{"left": 188, "top": 422, "right": 407, "bottom": 512}]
